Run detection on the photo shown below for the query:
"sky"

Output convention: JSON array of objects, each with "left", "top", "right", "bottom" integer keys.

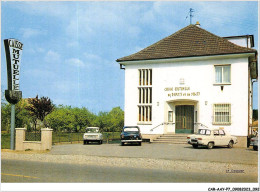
[{"left": 1, "top": 1, "right": 258, "bottom": 113}]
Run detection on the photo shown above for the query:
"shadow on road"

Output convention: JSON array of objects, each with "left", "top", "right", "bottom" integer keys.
[{"left": 183, "top": 145, "right": 236, "bottom": 150}]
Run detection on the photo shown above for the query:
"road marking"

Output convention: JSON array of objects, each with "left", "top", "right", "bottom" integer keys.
[{"left": 1, "top": 173, "right": 39, "bottom": 179}]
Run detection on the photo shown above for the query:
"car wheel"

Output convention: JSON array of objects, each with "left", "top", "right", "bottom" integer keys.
[
  {"left": 207, "top": 142, "right": 214, "bottom": 149},
  {"left": 121, "top": 142, "right": 124, "bottom": 146},
  {"left": 83, "top": 140, "right": 86, "bottom": 145},
  {"left": 228, "top": 141, "right": 234, "bottom": 148},
  {"left": 253, "top": 146, "right": 258, "bottom": 151},
  {"left": 100, "top": 140, "right": 103, "bottom": 144},
  {"left": 138, "top": 142, "right": 142, "bottom": 146},
  {"left": 192, "top": 144, "right": 198, "bottom": 149}
]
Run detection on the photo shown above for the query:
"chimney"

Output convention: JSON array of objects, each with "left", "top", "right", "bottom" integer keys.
[{"left": 195, "top": 21, "right": 200, "bottom": 27}]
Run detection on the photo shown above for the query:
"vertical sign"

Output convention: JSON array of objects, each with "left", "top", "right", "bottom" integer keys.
[
  {"left": 4, "top": 39, "right": 23, "bottom": 91},
  {"left": 4, "top": 39, "right": 23, "bottom": 150}
]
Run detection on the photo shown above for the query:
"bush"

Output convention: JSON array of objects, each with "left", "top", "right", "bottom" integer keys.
[{"left": 1, "top": 133, "right": 10, "bottom": 149}]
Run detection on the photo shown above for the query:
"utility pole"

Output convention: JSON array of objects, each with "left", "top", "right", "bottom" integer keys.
[{"left": 10, "top": 104, "right": 15, "bottom": 150}]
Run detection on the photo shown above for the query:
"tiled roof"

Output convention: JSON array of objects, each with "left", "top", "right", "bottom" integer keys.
[{"left": 116, "top": 24, "right": 257, "bottom": 62}]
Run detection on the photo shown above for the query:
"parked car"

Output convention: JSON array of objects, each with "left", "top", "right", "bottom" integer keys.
[
  {"left": 83, "top": 127, "right": 103, "bottom": 145},
  {"left": 250, "top": 136, "right": 258, "bottom": 151},
  {"left": 120, "top": 126, "right": 142, "bottom": 146},
  {"left": 187, "top": 128, "right": 237, "bottom": 149}
]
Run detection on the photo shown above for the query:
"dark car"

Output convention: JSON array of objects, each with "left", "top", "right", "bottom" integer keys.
[
  {"left": 250, "top": 136, "right": 258, "bottom": 151},
  {"left": 120, "top": 126, "right": 142, "bottom": 146}
]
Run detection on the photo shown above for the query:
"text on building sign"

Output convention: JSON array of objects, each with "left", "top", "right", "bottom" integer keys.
[
  {"left": 4, "top": 39, "right": 23, "bottom": 91},
  {"left": 164, "top": 87, "right": 200, "bottom": 97}
]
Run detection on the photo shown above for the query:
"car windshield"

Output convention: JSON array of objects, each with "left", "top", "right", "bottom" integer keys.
[
  {"left": 123, "top": 127, "right": 139, "bottom": 133},
  {"left": 197, "top": 129, "right": 211, "bottom": 135},
  {"left": 86, "top": 128, "right": 99, "bottom": 133}
]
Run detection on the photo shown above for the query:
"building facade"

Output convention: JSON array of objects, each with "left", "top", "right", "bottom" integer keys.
[{"left": 117, "top": 24, "right": 258, "bottom": 147}]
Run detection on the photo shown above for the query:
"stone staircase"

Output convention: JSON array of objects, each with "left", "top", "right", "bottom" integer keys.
[{"left": 152, "top": 133, "right": 189, "bottom": 144}]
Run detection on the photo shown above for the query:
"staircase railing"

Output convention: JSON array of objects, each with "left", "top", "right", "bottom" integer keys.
[
  {"left": 150, "top": 122, "right": 208, "bottom": 132},
  {"left": 150, "top": 122, "right": 175, "bottom": 132},
  {"left": 194, "top": 122, "right": 209, "bottom": 129}
]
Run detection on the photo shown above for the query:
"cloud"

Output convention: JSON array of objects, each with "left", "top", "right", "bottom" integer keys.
[
  {"left": 52, "top": 81, "right": 74, "bottom": 93},
  {"left": 11, "top": 1, "right": 73, "bottom": 18},
  {"left": 20, "top": 28, "right": 46, "bottom": 39},
  {"left": 191, "top": 1, "right": 258, "bottom": 36},
  {"left": 51, "top": 80, "right": 86, "bottom": 100},
  {"left": 83, "top": 53, "right": 102, "bottom": 62},
  {"left": 65, "top": 2, "right": 144, "bottom": 40},
  {"left": 65, "top": 58, "right": 85, "bottom": 68},
  {"left": 66, "top": 41, "right": 80, "bottom": 48},
  {"left": 44, "top": 50, "right": 61, "bottom": 63},
  {"left": 26, "top": 47, "right": 45, "bottom": 54},
  {"left": 82, "top": 53, "right": 117, "bottom": 70}
]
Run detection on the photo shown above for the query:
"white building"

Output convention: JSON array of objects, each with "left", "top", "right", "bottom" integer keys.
[{"left": 117, "top": 24, "right": 258, "bottom": 147}]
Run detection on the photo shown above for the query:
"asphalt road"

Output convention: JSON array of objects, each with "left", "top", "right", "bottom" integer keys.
[
  {"left": 50, "top": 143, "right": 258, "bottom": 165},
  {"left": 1, "top": 159, "right": 257, "bottom": 183},
  {"left": 1, "top": 143, "right": 258, "bottom": 183}
]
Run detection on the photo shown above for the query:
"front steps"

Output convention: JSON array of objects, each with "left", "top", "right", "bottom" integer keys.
[{"left": 152, "top": 133, "right": 189, "bottom": 144}]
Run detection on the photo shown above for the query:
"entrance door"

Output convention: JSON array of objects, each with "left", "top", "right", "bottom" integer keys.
[{"left": 175, "top": 105, "right": 194, "bottom": 134}]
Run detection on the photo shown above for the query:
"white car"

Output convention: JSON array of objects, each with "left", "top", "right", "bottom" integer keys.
[
  {"left": 187, "top": 128, "right": 237, "bottom": 149},
  {"left": 83, "top": 127, "right": 103, "bottom": 145}
]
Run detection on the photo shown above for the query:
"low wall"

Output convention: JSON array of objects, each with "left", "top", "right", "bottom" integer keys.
[{"left": 15, "top": 128, "right": 53, "bottom": 151}]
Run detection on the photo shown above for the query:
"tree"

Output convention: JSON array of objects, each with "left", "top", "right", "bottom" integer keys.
[
  {"left": 107, "top": 107, "right": 124, "bottom": 132},
  {"left": 1, "top": 103, "right": 11, "bottom": 132},
  {"left": 95, "top": 111, "right": 109, "bottom": 132},
  {"left": 45, "top": 105, "right": 98, "bottom": 132},
  {"left": 1, "top": 99, "right": 32, "bottom": 132},
  {"left": 45, "top": 105, "right": 124, "bottom": 133},
  {"left": 45, "top": 106, "right": 75, "bottom": 132},
  {"left": 71, "top": 107, "right": 94, "bottom": 132},
  {"left": 15, "top": 99, "right": 33, "bottom": 129},
  {"left": 25, "top": 95, "right": 54, "bottom": 128}
]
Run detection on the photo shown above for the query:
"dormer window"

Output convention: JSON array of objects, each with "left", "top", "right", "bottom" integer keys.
[{"left": 215, "top": 65, "right": 231, "bottom": 84}]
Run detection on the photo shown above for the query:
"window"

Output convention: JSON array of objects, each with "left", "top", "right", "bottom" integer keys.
[
  {"left": 198, "top": 129, "right": 211, "bottom": 135},
  {"left": 139, "top": 69, "right": 152, "bottom": 86},
  {"left": 213, "top": 104, "right": 231, "bottom": 125},
  {"left": 213, "top": 130, "right": 219, "bottom": 136},
  {"left": 168, "top": 111, "right": 173, "bottom": 122},
  {"left": 138, "top": 106, "right": 152, "bottom": 122},
  {"left": 138, "top": 88, "right": 152, "bottom": 104},
  {"left": 215, "top": 65, "right": 231, "bottom": 84},
  {"left": 138, "top": 69, "right": 152, "bottom": 123},
  {"left": 219, "top": 129, "right": 225, "bottom": 136}
]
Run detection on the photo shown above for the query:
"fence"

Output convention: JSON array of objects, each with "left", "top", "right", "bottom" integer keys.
[
  {"left": 52, "top": 131, "right": 121, "bottom": 144},
  {"left": 15, "top": 128, "right": 53, "bottom": 151},
  {"left": 25, "top": 130, "right": 41, "bottom": 141}
]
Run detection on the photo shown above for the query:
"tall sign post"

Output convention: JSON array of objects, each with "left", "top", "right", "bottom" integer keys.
[{"left": 4, "top": 39, "right": 23, "bottom": 150}]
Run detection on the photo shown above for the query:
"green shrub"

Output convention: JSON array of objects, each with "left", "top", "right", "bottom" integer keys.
[{"left": 1, "top": 133, "right": 10, "bottom": 149}]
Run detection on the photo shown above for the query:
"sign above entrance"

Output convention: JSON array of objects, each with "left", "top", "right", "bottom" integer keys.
[{"left": 164, "top": 86, "right": 200, "bottom": 98}]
